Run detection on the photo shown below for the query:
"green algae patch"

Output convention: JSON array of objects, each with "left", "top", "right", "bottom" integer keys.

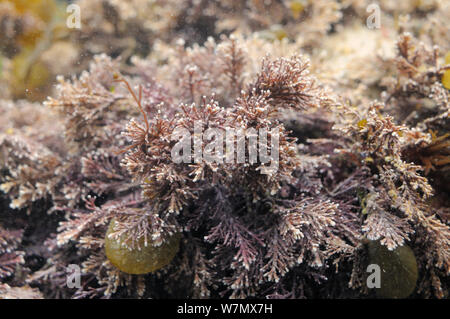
[
  {"left": 105, "top": 219, "right": 180, "bottom": 275},
  {"left": 368, "top": 240, "right": 418, "bottom": 299}
]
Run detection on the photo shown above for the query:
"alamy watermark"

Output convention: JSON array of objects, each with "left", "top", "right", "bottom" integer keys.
[
  {"left": 64, "top": 3, "right": 381, "bottom": 31},
  {"left": 171, "top": 122, "right": 280, "bottom": 174},
  {"left": 366, "top": 3, "right": 381, "bottom": 29},
  {"left": 66, "top": 4, "right": 81, "bottom": 29},
  {"left": 366, "top": 264, "right": 381, "bottom": 289},
  {"left": 66, "top": 264, "right": 81, "bottom": 289}
]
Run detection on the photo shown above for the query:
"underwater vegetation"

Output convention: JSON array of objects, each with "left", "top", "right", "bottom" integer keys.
[
  {"left": 0, "top": 0, "right": 449, "bottom": 299},
  {"left": 0, "top": 0, "right": 70, "bottom": 100}
]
